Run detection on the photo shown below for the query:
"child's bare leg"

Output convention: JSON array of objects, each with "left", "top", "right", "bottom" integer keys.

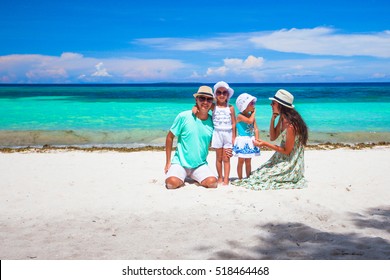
[
  {"left": 237, "top": 158, "right": 244, "bottom": 179},
  {"left": 245, "top": 158, "right": 252, "bottom": 178},
  {"left": 215, "top": 148, "right": 224, "bottom": 183},
  {"left": 222, "top": 148, "right": 231, "bottom": 185}
]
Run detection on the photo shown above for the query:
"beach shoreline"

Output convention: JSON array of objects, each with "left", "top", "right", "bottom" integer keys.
[
  {"left": 1, "top": 129, "right": 390, "bottom": 148},
  {"left": 1, "top": 141, "right": 390, "bottom": 153},
  {"left": 1, "top": 147, "right": 389, "bottom": 260}
]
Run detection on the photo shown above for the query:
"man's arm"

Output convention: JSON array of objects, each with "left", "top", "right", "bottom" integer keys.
[{"left": 164, "top": 131, "right": 175, "bottom": 173}]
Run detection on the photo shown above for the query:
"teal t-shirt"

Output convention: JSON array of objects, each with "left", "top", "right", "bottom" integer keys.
[{"left": 170, "top": 110, "right": 213, "bottom": 168}]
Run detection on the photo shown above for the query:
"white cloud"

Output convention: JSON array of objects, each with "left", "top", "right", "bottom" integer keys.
[
  {"left": 0, "top": 53, "right": 186, "bottom": 83},
  {"left": 225, "top": 55, "right": 264, "bottom": 69},
  {"left": 60, "top": 52, "right": 84, "bottom": 60},
  {"left": 26, "top": 68, "right": 68, "bottom": 81},
  {"left": 250, "top": 27, "right": 390, "bottom": 58},
  {"left": 135, "top": 38, "right": 225, "bottom": 51},
  {"left": 206, "top": 55, "right": 264, "bottom": 77},
  {"left": 2, "top": 26, "right": 390, "bottom": 83},
  {"left": 135, "top": 27, "right": 390, "bottom": 58},
  {"left": 0, "top": 54, "right": 70, "bottom": 83},
  {"left": 204, "top": 55, "right": 371, "bottom": 82},
  {"left": 372, "top": 73, "right": 387, "bottom": 78},
  {"left": 92, "top": 62, "right": 111, "bottom": 77}
]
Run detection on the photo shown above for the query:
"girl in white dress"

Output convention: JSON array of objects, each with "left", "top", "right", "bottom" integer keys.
[{"left": 211, "top": 81, "right": 236, "bottom": 185}]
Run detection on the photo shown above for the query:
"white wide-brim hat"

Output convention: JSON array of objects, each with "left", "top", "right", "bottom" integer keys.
[
  {"left": 213, "top": 81, "right": 234, "bottom": 99},
  {"left": 269, "top": 89, "right": 294, "bottom": 108},
  {"left": 236, "top": 93, "right": 257, "bottom": 113},
  {"left": 193, "top": 85, "right": 214, "bottom": 98}
]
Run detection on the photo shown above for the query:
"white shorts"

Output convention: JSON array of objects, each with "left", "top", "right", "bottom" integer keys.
[
  {"left": 211, "top": 129, "right": 233, "bottom": 149},
  {"left": 166, "top": 164, "right": 216, "bottom": 183}
]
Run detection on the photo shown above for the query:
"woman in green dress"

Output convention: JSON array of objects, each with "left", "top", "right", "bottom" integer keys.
[{"left": 232, "top": 89, "right": 308, "bottom": 190}]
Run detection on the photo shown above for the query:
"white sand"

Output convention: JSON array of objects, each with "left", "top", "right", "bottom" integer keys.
[{"left": 0, "top": 148, "right": 389, "bottom": 260}]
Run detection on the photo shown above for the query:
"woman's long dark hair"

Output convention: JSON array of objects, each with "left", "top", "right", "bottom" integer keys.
[{"left": 280, "top": 106, "right": 309, "bottom": 146}]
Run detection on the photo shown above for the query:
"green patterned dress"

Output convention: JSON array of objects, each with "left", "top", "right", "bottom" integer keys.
[{"left": 232, "top": 130, "right": 307, "bottom": 190}]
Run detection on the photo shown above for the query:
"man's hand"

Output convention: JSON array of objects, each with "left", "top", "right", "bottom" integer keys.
[{"left": 164, "top": 163, "right": 171, "bottom": 174}]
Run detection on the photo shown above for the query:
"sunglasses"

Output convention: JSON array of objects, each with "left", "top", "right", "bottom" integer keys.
[
  {"left": 216, "top": 90, "right": 229, "bottom": 96},
  {"left": 198, "top": 96, "right": 214, "bottom": 103}
]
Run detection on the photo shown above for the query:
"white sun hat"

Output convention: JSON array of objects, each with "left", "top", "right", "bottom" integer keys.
[
  {"left": 236, "top": 93, "right": 257, "bottom": 113},
  {"left": 213, "top": 81, "right": 234, "bottom": 99},
  {"left": 269, "top": 89, "right": 295, "bottom": 108}
]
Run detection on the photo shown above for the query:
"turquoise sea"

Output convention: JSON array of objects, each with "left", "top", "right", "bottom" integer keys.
[{"left": 1, "top": 83, "right": 390, "bottom": 147}]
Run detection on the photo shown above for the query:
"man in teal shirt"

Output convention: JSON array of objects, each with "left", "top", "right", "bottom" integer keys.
[{"left": 164, "top": 86, "right": 217, "bottom": 189}]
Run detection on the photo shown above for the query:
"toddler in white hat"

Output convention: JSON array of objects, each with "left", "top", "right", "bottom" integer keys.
[{"left": 233, "top": 93, "right": 260, "bottom": 179}]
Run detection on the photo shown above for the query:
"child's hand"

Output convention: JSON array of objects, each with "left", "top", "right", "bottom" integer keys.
[{"left": 191, "top": 105, "right": 199, "bottom": 115}]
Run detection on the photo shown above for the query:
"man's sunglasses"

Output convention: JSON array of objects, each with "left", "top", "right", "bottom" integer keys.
[{"left": 198, "top": 96, "right": 214, "bottom": 103}]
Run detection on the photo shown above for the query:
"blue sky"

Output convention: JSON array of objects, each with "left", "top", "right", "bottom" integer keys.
[{"left": 1, "top": 0, "right": 390, "bottom": 83}]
